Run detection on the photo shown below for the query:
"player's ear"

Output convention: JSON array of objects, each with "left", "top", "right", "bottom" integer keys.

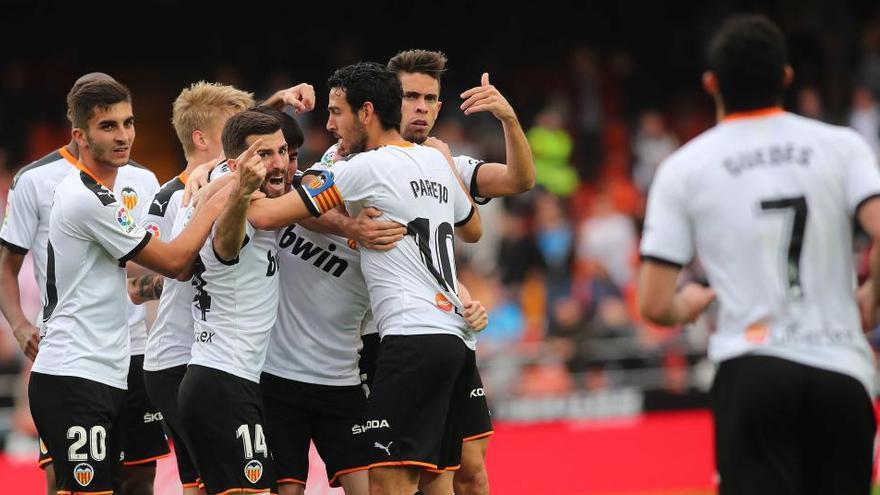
[
  {"left": 192, "top": 129, "right": 208, "bottom": 152},
  {"left": 227, "top": 158, "right": 238, "bottom": 172},
  {"left": 437, "top": 100, "right": 443, "bottom": 113},
  {"left": 72, "top": 128, "right": 87, "bottom": 149},
  {"left": 782, "top": 65, "right": 794, "bottom": 89},
  {"left": 360, "top": 102, "right": 374, "bottom": 125},
  {"left": 702, "top": 71, "right": 719, "bottom": 97}
]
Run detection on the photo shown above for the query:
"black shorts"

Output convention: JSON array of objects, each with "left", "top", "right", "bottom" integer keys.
[
  {"left": 462, "top": 361, "right": 493, "bottom": 441},
  {"left": 365, "top": 334, "right": 475, "bottom": 471},
  {"left": 29, "top": 372, "right": 126, "bottom": 494},
  {"left": 144, "top": 365, "right": 200, "bottom": 488},
  {"left": 179, "top": 365, "right": 277, "bottom": 495},
  {"left": 358, "top": 332, "right": 381, "bottom": 393},
  {"left": 121, "top": 355, "right": 170, "bottom": 466},
  {"left": 712, "top": 355, "right": 875, "bottom": 495},
  {"left": 261, "top": 373, "right": 370, "bottom": 487}
]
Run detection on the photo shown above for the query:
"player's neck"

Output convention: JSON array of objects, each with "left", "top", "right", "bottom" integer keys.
[
  {"left": 184, "top": 151, "right": 216, "bottom": 176},
  {"left": 65, "top": 140, "right": 79, "bottom": 159},
  {"left": 79, "top": 154, "right": 118, "bottom": 190},
  {"left": 366, "top": 128, "right": 406, "bottom": 150}
]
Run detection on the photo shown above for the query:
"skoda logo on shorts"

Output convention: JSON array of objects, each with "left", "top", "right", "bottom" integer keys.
[
  {"left": 74, "top": 463, "right": 94, "bottom": 487},
  {"left": 244, "top": 459, "right": 263, "bottom": 483}
]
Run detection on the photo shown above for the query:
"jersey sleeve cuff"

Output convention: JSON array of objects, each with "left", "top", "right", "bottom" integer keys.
[
  {"left": 455, "top": 205, "right": 476, "bottom": 227},
  {"left": 296, "top": 185, "right": 322, "bottom": 217},
  {"left": 469, "top": 162, "right": 491, "bottom": 205},
  {"left": 0, "top": 238, "right": 29, "bottom": 255},
  {"left": 119, "top": 231, "right": 152, "bottom": 264},
  {"left": 639, "top": 253, "right": 685, "bottom": 269}
]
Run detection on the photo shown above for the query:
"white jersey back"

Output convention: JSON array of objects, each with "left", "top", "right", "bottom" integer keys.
[
  {"left": 263, "top": 224, "right": 367, "bottom": 386},
  {"left": 188, "top": 220, "right": 279, "bottom": 383},
  {"left": 32, "top": 167, "right": 151, "bottom": 389},
  {"left": 142, "top": 174, "right": 191, "bottom": 371},
  {"left": 640, "top": 110, "right": 880, "bottom": 393},
  {"left": 314, "top": 143, "right": 476, "bottom": 347}
]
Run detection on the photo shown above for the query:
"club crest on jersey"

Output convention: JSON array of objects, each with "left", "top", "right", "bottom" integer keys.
[
  {"left": 435, "top": 292, "right": 453, "bottom": 312},
  {"left": 244, "top": 459, "right": 263, "bottom": 483},
  {"left": 121, "top": 187, "right": 138, "bottom": 211},
  {"left": 116, "top": 207, "right": 136, "bottom": 233},
  {"left": 145, "top": 222, "right": 161, "bottom": 239},
  {"left": 74, "top": 463, "right": 94, "bottom": 487}
]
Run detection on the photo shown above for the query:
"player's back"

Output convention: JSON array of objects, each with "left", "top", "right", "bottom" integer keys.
[
  {"left": 337, "top": 143, "right": 475, "bottom": 347},
  {"left": 643, "top": 109, "right": 879, "bottom": 390}
]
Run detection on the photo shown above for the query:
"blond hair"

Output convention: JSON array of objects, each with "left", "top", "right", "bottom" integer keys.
[{"left": 172, "top": 81, "right": 254, "bottom": 157}]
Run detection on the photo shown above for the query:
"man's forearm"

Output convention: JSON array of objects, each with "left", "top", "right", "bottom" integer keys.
[
  {"left": 500, "top": 116, "right": 536, "bottom": 192},
  {"left": 128, "top": 274, "right": 164, "bottom": 305},
  {"left": 297, "top": 207, "right": 351, "bottom": 237},
  {"left": 213, "top": 188, "right": 251, "bottom": 261},
  {"left": 0, "top": 250, "right": 28, "bottom": 329}
]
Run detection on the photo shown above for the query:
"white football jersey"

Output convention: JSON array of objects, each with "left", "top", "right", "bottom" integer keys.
[
  {"left": 263, "top": 224, "right": 367, "bottom": 386},
  {"left": 142, "top": 174, "right": 192, "bottom": 371},
  {"left": 640, "top": 109, "right": 880, "bottom": 393},
  {"left": 452, "top": 155, "right": 489, "bottom": 205},
  {"left": 188, "top": 217, "right": 279, "bottom": 383},
  {"left": 0, "top": 147, "right": 160, "bottom": 355},
  {"left": 32, "top": 166, "right": 151, "bottom": 389},
  {"left": 304, "top": 143, "right": 476, "bottom": 348}
]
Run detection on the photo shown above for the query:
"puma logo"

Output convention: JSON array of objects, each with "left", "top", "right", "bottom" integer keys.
[
  {"left": 374, "top": 441, "right": 393, "bottom": 456},
  {"left": 152, "top": 199, "right": 169, "bottom": 210}
]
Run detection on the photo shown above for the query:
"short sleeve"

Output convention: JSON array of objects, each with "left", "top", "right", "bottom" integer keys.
[
  {"left": 639, "top": 161, "right": 694, "bottom": 268},
  {"left": 75, "top": 198, "right": 151, "bottom": 263},
  {"left": 296, "top": 157, "right": 371, "bottom": 216},
  {"left": 842, "top": 130, "right": 880, "bottom": 217},
  {"left": 453, "top": 155, "right": 490, "bottom": 205},
  {"left": 452, "top": 170, "right": 475, "bottom": 227},
  {"left": 0, "top": 174, "right": 41, "bottom": 253}
]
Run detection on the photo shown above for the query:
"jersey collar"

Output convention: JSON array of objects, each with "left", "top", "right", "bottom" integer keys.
[
  {"left": 58, "top": 146, "right": 78, "bottom": 165},
  {"left": 72, "top": 160, "right": 112, "bottom": 190},
  {"left": 722, "top": 106, "right": 785, "bottom": 123}
]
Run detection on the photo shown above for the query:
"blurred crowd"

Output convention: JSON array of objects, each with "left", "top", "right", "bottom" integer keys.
[{"left": 3, "top": 14, "right": 880, "bottom": 424}]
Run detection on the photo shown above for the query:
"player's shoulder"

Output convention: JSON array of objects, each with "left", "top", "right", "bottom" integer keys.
[
  {"left": 58, "top": 169, "right": 118, "bottom": 212},
  {"left": 10, "top": 149, "right": 72, "bottom": 190},
  {"left": 148, "top": 176, "right": 186, "bottom": 217},
  {"left": 119, "top": 160, "right": 158, "bottom": 185}
]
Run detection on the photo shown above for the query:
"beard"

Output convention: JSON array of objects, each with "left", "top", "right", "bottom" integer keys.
[
  {"left": 347, "top": 120, "right": 369, "bottom": 154},
  {"left": 86, "top": 133, "right": 129, "bottom": 167}
]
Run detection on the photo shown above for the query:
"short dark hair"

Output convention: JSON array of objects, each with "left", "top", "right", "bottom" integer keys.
[
  {"left": 387, "top": 49, "right": 448, "bottom": 84},
  {"left": 327, "top": 62, "right": 402, "bottom": 131},
  {"left": 221, "top": 110, "right": 281, "bottom": 158},
  {"left": 68, "top": 79, "right": 131, "bottom": 129},
  {"left": 252, "top": 106, "right": 304, "bottom": 149},
  {"left": 707, "top": 14, "right": 789, "bottom": 113}
]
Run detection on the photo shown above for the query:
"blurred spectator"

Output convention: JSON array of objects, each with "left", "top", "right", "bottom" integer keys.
[
  {"left": 576, "top": 190, "right": 638, "bottom": 290},
  {"left": 497, "top": 210, "right": 540, "bottom": 286},
  {"left": 534, "top": 191, "right": 574, "bottom": 314},
  {"left": 848, "top": 86, "right": 880, "bottom": 157},
  {"left": 527, "top": 101, "right": 579, "bottom": 197},
  {"left": 632, "top": 110, "right": 679, "bottom": 192}
]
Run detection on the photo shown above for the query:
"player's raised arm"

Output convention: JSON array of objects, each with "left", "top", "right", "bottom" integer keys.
[
  {"left": 460, "top": 72, "right": 535, "bottom": 197},
  {"left": 213, "top": 139, "right": 266, "bottom": 261}
]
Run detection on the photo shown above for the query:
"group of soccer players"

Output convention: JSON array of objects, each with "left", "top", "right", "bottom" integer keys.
[
  {"left": 0, "top": 48, "right": 535, "bottom": 495},
  {"left": 6, "top": 13, "right": 880, "bottom": 495}
]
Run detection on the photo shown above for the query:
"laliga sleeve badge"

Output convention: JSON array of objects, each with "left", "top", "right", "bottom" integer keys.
[
  {"left": 244, "top": 459, "right": 263, "bottom": 483},
  {"left": 74, "top": 463, "right": 94, "bottom": 487},
  {"left": 145, "top": 222, "right": 161, "bottom": 239},
  {"left": 116, "top": 207, "right": 136, "bottom": 233}
]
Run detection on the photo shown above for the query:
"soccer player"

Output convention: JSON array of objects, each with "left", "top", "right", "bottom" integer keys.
[
  {"left": 137, "top": 81, "right": 254, "bottom": 495},
  {"left": 0, "top": 73, "right": 169, "bottom": 495},
  {"left": 638, "top": 15, "right": 880, "bottom": 495},
  {"left": 387, "top": 48, "right": 534, "bottom": 495},
  {"left": 244, "top": 62, "right": 485, "bottom": 495},
  {"left": 26, "top": 78, "right": 232, "bottom": 495},
  {"left": 177, "top": 110, "right": 289, "bottom": 495}
]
